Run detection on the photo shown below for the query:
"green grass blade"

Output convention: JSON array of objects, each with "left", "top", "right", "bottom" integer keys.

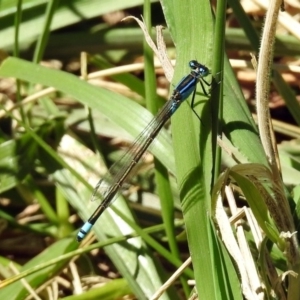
[
  {"left": 32, "top": 0, "right": 60, "bottom": 63},
  {"left": 211, "top": 0, "right": 227, "bottom": 184},
  {"left": 161, "top": 0, "right": 219, "bottom": 298},
  {"left": 144, "top": 1, "right": 187, "bottom": 297},
  {"left": 273, "top": 70, "right": 300, "bottom": 126}
]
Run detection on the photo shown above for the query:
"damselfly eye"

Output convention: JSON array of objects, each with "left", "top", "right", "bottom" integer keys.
[
  {"left": 189, "top": 60, "right": 198, "bottom": 69},
  {"left": 200, "top": 66, "right": 209, "bottom": 77}
]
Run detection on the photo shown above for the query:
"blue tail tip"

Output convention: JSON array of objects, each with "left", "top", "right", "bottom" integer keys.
[{"left": 77, "top": 222, "right": 93, "bottom": 242}]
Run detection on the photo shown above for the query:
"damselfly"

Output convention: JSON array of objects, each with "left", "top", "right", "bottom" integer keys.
[{"left": 77, "top": 60, "right": 210, "bottom": 241}]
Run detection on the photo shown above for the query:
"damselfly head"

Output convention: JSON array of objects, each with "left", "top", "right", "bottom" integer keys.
[{"left": 189, "top": 60, "right": 209, "bottom": 78}]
